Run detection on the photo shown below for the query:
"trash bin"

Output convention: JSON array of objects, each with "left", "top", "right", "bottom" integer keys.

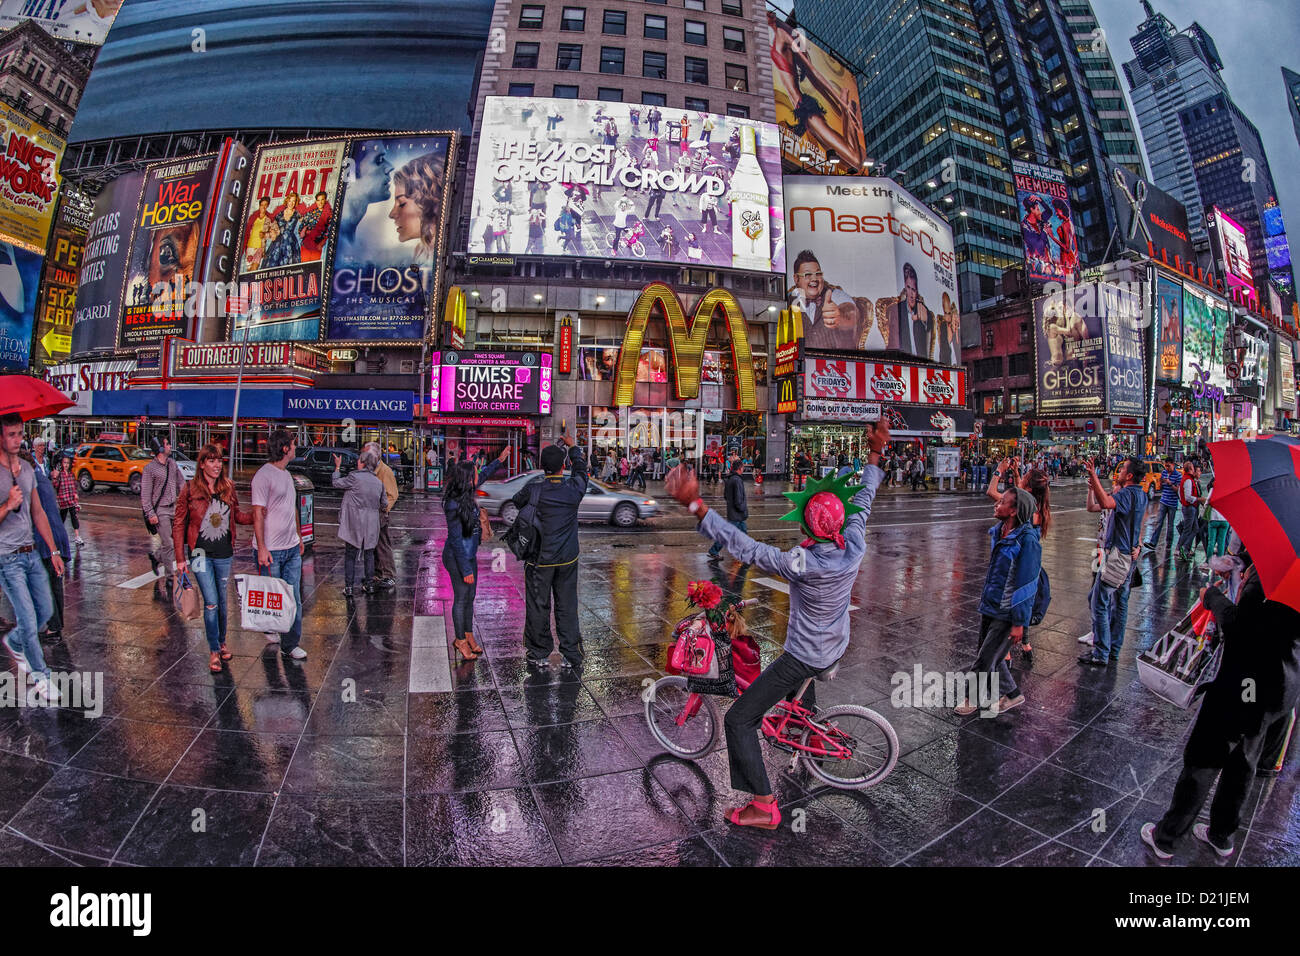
[{"left": 293, "top": 473, "right": 315, "bottom": 551}]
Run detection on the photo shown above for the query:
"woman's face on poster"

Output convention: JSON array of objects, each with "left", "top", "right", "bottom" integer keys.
[{"left": 389, "top": 186, "right": 423, "bottom": 242}]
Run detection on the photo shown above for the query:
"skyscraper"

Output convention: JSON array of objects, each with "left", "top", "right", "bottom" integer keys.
[
  {"left": 795, "top": 0, "right": 1022, "bottom": 307},
  {"left": 1284, "top": 66, "right": 1300, "bottom": 152}
]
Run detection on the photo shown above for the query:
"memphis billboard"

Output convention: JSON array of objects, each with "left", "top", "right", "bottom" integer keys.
[{"left": 469, "top": 96, "right": 784, "bottom": 272}]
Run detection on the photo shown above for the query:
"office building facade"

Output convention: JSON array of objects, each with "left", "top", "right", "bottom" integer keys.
[{"left": 1284, "top": 66, "right": 1300, "bottom": 153}]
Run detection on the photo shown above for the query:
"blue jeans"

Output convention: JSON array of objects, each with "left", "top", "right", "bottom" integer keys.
[
  {"left": 708, "top": 519, "right": 746, "bottom": 556},
  {"left": 1178, "top": 505, "right": 1199, "bottom": 553},
  {"left": 0, "top": 549, "right": 54, "bottom": 678},
  {"left": 259, "top": 547, "right": 303, "bottom": 652},
  {"left": 191, "top": 556, "right": 233, "bottom": 652},
  {"left": 1147, "top": 502, "right": 1177, "bottom": 548},
  {"left": 1089, "top": 570, "right": 1132, "bottom": 662}
]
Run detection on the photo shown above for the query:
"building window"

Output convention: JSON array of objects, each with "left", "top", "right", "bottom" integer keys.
[
  {"left": 597, "top": 87, "right": 624, "bottom": 102},
  {"left": 643, "top": 50, "right": 667, "bottom": 79},
  {"left": 684, "top": 0, "right": 706, "bottom": 9},
  {"left": 684, "top": 56, "right": 709, "bottom": 85},
  {"left": 975, "top": 356, "right": 1002, "bottom": 379},
  {"left": 556, "top": 44, "right": 583, "bottom": 70},
  {"left": 724, "top": 63, "right": 748, "bottom": 92},
  {"left": 984, "top": 330, "right": 994, "bottom": 348},
  {"left": 723, "top": 26, "right": 745, "bottom": 52},
  {"left": 684, "top": 20, "right": 707, "bottom": 45},
  {"left": 1009, "top": 391, "right": 1034, "bottom": 413},
  {"left": 603, "top": 9, "right": 626, "bottom": 34},
  {"left": 642, "top": 91, "right": 667, "bottom": 106},
  {"left": 519, "top": 5, "right": 544, "bottom": 28},
  {"left": 553, "top": 84, "right": 580, "bottom": 99},
  {"left": 1019, "top": 322, "right": 1030, "bottom": 344},
  {"left": 645, "top": 0, "right": 666, "bottom": 4},
  {"left": 561, "top": 7, "right": 586, "bottom": 30},
  {"left": 600, "top": 46, "right": 624, "bottom": 74},
  {"left": 721, "top": 0, "right": 742, "bottom": 13},
  {"left": 685, "top": 96, "right": 709, "bottom": 112},
  {"left": 513, "top": 42, "right": 539, "bottom": 69},
  {"left": 508, "top": 82, "right": 535, "bottom": 96},
  {"left": 1008, "top": 352, "right": 1032, "bottom": 377},
  {"left": 726, "top": 103, "right": 749, "bottom": 118},
  {"left": 980, "top": 392, "right": 1004, "bottom": 415},
  {"left": 644, "top": 14, "right": 666, "bottom": 39}
]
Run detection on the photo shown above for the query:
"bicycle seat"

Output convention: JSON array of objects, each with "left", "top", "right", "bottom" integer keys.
[{"left": 815, "top": 661, "right": 840, "bottom": 682}]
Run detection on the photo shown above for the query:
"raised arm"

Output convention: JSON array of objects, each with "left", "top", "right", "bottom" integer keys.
[
  {"left": 1084, "top": 461, "right": 1116, "bottom": 510},
  {"left": 842, "top": 420, "right": 890, "bottom": 558},
  {"left": 985, "top": 458, "right": 1006, "bottom": 502}
]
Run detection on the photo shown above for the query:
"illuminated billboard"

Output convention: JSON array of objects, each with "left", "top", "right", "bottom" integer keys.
[
  {"left": 1033, "top": 282, "right": 1143, "bottom": 416},
  {"left": 1012, "top": 160, "right": 1076, "bottom": 283},
  {"left": 1212, "top": 206, "right": 1255, "bottom": 300},
  {"left": 430, "top": 350, "right": 552, "bottom": 416},
  {"left": 71, "top": 170, "right": 146, "bottom": 356},
  {"left": 1154, "top": 272, "right": 1183, "bottom": 384},
  {"left": 470, "top": 96, "right": 784, "bottom": 272},
  {"left": 783, "top": 176, "right": 959, "bottom": 363},
  {"left": 0, "top": 103, "right": 64, "bottom": 253},
  {"left": 1182, "top": 284, "right": 1229, "bottom": 391}
]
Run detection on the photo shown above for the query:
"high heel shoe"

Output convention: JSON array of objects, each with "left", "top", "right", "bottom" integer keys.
[
  {"left": 453, "top": 638, "right": 479, "bottom": 661},
  {"left": 466, "top": 635, "right": 484, "bottom": 656}
]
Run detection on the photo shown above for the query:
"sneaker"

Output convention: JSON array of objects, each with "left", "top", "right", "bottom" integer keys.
[
  {"left": 1193, "top": 823, "right": 1234, "bottom": 858},
  {"left": 994, "top": 693, "right": 1025, "bottom": 714},
  {"left": 559, "top": 657, "right": 583, "bottom": 671},
  {"left": 1078, "top": 632, "right": 1094, "bottom": 644},
  {"left": 1077, "top": 653, "right": 1106, "bottom": 666},
  {"left": 284, "top": 647, "right": 308, "bottom": 661},
  {"left": 342, "top": 586, "right": 354, "bottom": 597},
  {"left": 954, "top": 701, "right": 978, "bottom": 716},
  {"left": 2, "top": 634, "right": 30, "bottom": 674},
  {"left": 265, "top": 632, "right": 280, "bottom": 644},
  {"left": 377, "top": 577, "right": 396, "bottom": 590},
  {"left": 33, "top": 676, "right": 59, "bottom": 705},
  {"left": 525, "top": 656, "right": 550, "bottom": 669},
  {"left": 1140, "top": 822, "right": 1173, "bottom": 860},
  {"left": 75, "top": 535, "right": 85, "bottom": 546}
]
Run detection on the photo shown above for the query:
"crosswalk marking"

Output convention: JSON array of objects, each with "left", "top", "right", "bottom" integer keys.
[{"left": 754, "top": 576, "right": 860, "bottom": 611}]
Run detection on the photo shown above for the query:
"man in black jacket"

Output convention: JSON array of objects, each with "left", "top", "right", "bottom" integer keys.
[
  {"left": 1143, "top": 559, "right": 1300, "bottom": 859},
  {"left": 513, "top": 433, "right": 587, "bottom": 669},
  {"left": 708, "top": 453, "right": 748, "bottom": 559}
]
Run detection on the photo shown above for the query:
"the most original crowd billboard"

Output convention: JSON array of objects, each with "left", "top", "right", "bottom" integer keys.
[
  {"left": 470, "top": 96, "right": 784, "bottom": 272},
  {"left": 1033, "top": 281, "right": 1144, "bottom": 416},
  {"left": 783, "top": 176, "right": 960, "bottom": 363}
]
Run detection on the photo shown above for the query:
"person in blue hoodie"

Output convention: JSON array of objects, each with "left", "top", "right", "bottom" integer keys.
[
  {"left": 442, "top": 447, "right": 509, "bottom": 662},
  {"left": 21, "top": 448, "right": 70, "bottom": 640},
  {"left": 956, "top": 486, "right": 1041, "bottom": 717}
]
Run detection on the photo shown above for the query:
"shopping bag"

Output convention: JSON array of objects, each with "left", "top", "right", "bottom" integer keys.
[
  {"left": 174, "top": 572, "right": 201, "bottom": 621},
  {"left": 235, "top": 574, "right": 297, "bottom": 633},
  {"left": 1137, "top": 601, "right": 1220, "bottom": 708}
]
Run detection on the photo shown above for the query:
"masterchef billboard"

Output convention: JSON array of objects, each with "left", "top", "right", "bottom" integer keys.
[{"left": 784, "top": 176, "right": 960, "bottom": 363}]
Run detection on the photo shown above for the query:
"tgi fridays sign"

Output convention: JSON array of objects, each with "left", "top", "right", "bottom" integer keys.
[
  {"left": 42, "top": 359, "right": 137, "bottom": 415},
  {"left": 175, "top": 341, "right": 320, "bottom": 373},
  {"left": 803, "top": 359, "right": 966, "bottom": 406}
]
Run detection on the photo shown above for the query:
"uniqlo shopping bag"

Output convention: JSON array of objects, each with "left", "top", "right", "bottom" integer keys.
[{"left": 235, "top": 574, "right": 297, "bottom": 633}]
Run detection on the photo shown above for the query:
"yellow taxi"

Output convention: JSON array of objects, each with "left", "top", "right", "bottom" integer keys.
[
  {"left": 1114, "top": 455, "right": 1165, "bottom": 496},
  {"left": 72, "top": 442, "right": 153, "bottom": 494}
]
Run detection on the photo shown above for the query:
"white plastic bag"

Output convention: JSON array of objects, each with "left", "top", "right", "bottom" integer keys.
[{"left": 235, "top": 574, "right": 297, "bottom": 633}]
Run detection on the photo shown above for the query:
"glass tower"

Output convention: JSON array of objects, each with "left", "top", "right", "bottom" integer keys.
[{"left": 1284, "top": 67, "right": 1300, "bottom": 154}]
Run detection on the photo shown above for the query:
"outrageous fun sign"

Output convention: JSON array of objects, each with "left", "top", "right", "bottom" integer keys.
[{"left": 431, "top": 351, "right": 553, "bottom": 415}]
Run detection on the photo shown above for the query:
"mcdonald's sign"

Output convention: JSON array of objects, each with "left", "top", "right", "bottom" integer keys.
[
  {"left": 612, "top": 282, "right": 757, "bottom": 411},
  {"left": 443, "top": 286, "right": 467, "bottom": 349},
  {"left": 558, "top": 313, "right": 574, "bottom": 375},
  {"left": 775, "top": 307, "right": 803, "bottom": 379},
  {"left": 777, "top": 376, "right": 798, "bottom": 414}
]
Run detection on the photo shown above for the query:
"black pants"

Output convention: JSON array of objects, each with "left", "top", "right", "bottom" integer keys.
[
  {"left": 629, "top": 467, "right": 646, "bottom": 491},
  {"left": 724, "top": 652, "right": 821, "bottom": 796},
  {"left": 972, "top": 614, "right": 1018, "bottom": 699},
  {"left": 61, "top": 507, "right": 78, "bottom": 531},
  {"left": 344, "top": 544, "right": 374, "bottom": 588},
  {"left": 442, "top": 548, "right": 478, "bottom": 640},
  {"left": 41, "top": 555, "right": 63, "bottom": 633},
  {"left": 524, "top": 559, "right": 581, "bottom": 663},
  {"left": 1155, "top": 742, "right": 1256, "bottom": 851}
]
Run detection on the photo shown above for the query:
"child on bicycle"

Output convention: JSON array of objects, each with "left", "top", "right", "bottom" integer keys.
[{"left": 665, "top": 420, "right": 891, "bottom": 829}]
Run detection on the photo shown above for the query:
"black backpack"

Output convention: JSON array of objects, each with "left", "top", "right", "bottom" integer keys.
[{"left": 502, "top": 480, "right": 543, "bottom": 562}]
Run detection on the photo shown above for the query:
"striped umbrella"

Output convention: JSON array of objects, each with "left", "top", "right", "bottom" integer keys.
[{"left": 1207, "top": 435, "right": 1300, "bottom": 613}]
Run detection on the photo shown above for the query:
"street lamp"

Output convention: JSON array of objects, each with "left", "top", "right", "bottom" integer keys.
[
  {"left": 595, "top": 295, "right": 606, "bottom": 304},
  {"left": 533, "top": 292, "right": 543, "bottom": 302}
]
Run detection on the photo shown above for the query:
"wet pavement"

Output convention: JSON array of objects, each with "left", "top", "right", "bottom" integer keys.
[{"left": 1, "top": 478, "right": 1296, "bottom": 867}]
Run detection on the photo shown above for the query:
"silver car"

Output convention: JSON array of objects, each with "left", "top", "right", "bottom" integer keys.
[{"left": 478, "top": 470, "right": 660, "bottom": 527}]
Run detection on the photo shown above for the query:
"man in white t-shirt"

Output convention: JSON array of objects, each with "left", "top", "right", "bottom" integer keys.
[
  {"left": 252, "top": 428, "right": 306, "bottom": 660},
  {"left": 790, "top": 250, "right": 860, "bottom": 350}
]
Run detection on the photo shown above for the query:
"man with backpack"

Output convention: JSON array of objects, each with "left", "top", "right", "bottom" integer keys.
[{"left": 510, "top": 432, "right": 587, "bottom": 669}]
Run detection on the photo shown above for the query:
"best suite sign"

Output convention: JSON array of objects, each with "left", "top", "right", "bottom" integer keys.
[{"left": 430, "top": 350, "right": 552, "bottom": 415}]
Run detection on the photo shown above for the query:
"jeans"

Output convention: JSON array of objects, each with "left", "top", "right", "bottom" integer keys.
[
  {"left": 259, "top": 547, "right": 303, "bottom": 652},
  {"left": 724, "top": 651, "right": 822, "bottom": 795},
  {"left": 1207, "top": 520, "right": 1230, "bottom": 557},
  {"left": 1089, "top": 571, "right": 1132, "bottom": 662},
  {"left": 442, "top": 548, "right": 478, "bottom": 640},
  {"left": 1147, "top": 502, "right": 1178, "bottom": 548},
  {"left": 972, "top": 614, "right": 1019, "bottom": 700},
  {"left": 41, "top": 556, "right": 63, "bottom": 634},
  {"left": 0, "top": 549, "right": 54, "bottom": 677},
  {"left": 344, "top": 544, "right": 374, "bottom": 589},
  {"left": 708, "top": 519, "right": 747, "bottom": 556},
  {"left": 523, "top": 559, "right": 581, "bottom": 663},
  {"left": 1178, "top": 505, "right": 1199, "bottom": 552},
  {"left": 629, "top": 467, "right": 646, "bottom": 491},
  {"left": 191, "top": 555, "right": 233, "bottom": 653}
]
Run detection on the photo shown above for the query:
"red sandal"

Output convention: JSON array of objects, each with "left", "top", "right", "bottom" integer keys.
[
  {"left": 726, "top": 798, "right": 781, "bottom": 830},
  {"left": 208, "top": 651, "right": 222, "bottom": 673},
  {"left": 219, "top": 644, "right": 233, "bottom": 661}
]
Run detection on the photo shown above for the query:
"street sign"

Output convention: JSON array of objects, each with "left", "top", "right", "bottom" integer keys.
[{"left": 1226, "top": 362, "right": 1241, "bottom": 380}]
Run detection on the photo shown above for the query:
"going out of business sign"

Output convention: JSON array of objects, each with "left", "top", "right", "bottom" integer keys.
[{"left": 430, "top": 350, "right": 553, "bottom": 416}]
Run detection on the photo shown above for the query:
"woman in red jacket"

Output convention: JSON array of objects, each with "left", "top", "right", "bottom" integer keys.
[{"left": 173, "top": 445, "right": 253, "bottom": 672}]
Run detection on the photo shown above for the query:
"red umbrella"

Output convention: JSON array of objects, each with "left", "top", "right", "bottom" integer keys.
[
  {"left": 1207, "top": 435, "right": 1300, "bottom": 613},
  {"left": 0, "top": 374, "right": 73, "bottom": 421}
]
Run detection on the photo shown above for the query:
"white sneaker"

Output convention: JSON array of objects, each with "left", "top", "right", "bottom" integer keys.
[
  {"left": 75, "top": 536, "right": 85, "bottom": 546},
  {"left": 1078, "top": 632, "right": 1094, "bottom": 644},
  {"left": 1140, "top": 822, "right": 1173, "bottom": 860},
  {"left": 286, "top": 647, "right": 308, "bottom": 660},
  {"left": 1193, "top": 823, "right": 1235, "bottom": 858},
  {"left": 33, "top": 676, "right": 60, "bottom": 705},
  {"left": 3, "top": 635, "right": 30, "bottom": 674},
  {"left": 265, "top": 632, "right": 280, "bottom": 644}
]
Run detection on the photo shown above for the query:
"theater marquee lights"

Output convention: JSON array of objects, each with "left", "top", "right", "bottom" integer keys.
[{"left": 613, "top": 282, "right": 757, "bottom": 411}]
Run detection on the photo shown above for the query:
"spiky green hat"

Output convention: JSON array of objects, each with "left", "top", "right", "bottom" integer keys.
[{"left": 780, "top": 470, "right": 865, "bottom": 547}]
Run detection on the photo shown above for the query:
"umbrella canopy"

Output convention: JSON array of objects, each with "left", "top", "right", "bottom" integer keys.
[
  {"left": 1207, "top": 435, "right": 1300, "bottom": 613},
  {"left": 0, "top": 374, "right": 73, "bottom": 422}
]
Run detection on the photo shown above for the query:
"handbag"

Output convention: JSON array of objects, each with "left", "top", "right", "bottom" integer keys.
[
  {"left": 669, "top": 617, "right": 718, "bottom": 679},
  {"left": 235, "top": 573, "right": 298, "bottom": 633},
  {"left": 1099, "top": 546, "right": 1132, "bottom": 588},
  {"left": 174, "top": 571, "right": 201, "bottom": 621}
]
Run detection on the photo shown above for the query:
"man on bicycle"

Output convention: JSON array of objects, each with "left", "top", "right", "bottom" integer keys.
[{"left": 665, "top": 420, "right": 890, "bottom": 829}]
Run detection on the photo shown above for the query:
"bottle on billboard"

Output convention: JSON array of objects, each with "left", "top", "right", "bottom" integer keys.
[{"left": 730, "top": 125, "right": 771, "bottom": 272}]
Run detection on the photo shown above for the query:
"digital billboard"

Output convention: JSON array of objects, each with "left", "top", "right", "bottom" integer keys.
[
  {"left": 1109, "top": 163, "right": 1195, "bottom": 268},
  {"left": 326, "top": 133, "right": 455, "bottom": 341},
  {"left": 767, "top": 12, "right": 867, "bottom": 175},
  {"left": 234, "top": 138, "right": 347, "bottom": 341},
  {"left": 32, "top": 197, "right": 90, "bottom": 369},
  {"left": 0, "top": 241, "right": 44, "bottom": 371},
  {"left": 0, "top": 0, "right": 123, "bottom": 45},
  {"left": 71, "top": 170, "right": 145, "bottom": 356},
  {"left": 802, "top": 358, "right": 965, "bottom": 407},
  {"left": 1033, "top": 282, "right": 1142, "bottom": 416},
  {"left": 1212, "top": 207, "right": 1255, "bottom": 301},
  {"left": 1012, "top": 160, "right": 1076, "bottom": 283},
  {"left": 118, "top": 154, "right": 218, "bottom": 348},
  {"left": 1262, "top": 202, "right": 1291, "bottom": 272},
  {"left": 470, "top": 96, "right": 784, "bottom": 272},
  {"left": 430, "top": 350, "right": 552, "bottom": 416},
  {"left": 0, "top": 103, "right": 64, "bottom": 253},
  {"left": 784, "top": 176, "right": 959, "bottom": 363},
  {"left": 1182, "top": 284, "right": 1229, "bottom": 391},
  {"left": 1277, "top": 336, "right": 1296, "bottom": 408},
  {"left": 1155, "top": 272, "right": 1183, "bottom": 384}
]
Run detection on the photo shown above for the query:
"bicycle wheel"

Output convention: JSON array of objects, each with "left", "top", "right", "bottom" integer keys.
[
  {"left": 631, "top": 240, "right": 645, "bottom": 258},
  {"left": 798, "top": 705, "right": 898, "bottom": 789},
  {"left": 645, "top": 676, "right": 720, "bottom": 759}
]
